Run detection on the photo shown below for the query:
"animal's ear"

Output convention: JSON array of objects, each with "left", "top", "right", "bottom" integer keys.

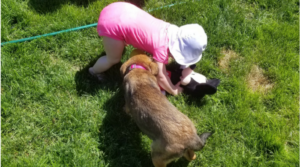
[
  {"left": 149, "top": 62, "right": 158, "bottom": 76},
  {"left": 130, "top": 49, "right": 145, "bottom": 57},
  {"left": 120, "top": 62, "right": 129, "bottom": 77}
]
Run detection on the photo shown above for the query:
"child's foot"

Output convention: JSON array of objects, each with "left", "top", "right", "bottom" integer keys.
[{"left": 88, "top": 67, "right": 106, "bottom": 82}]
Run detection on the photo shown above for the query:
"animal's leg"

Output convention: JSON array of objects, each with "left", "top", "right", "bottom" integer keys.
[
  {"left": 183, "top": 149, "right": 196, "bottom": 161},
  {"left": 152, "top": 155, "right": 167, "bottom": 167},
  {"left": 152, "top": 143, "right": 185, "bottom": 167},
  {"left": 151, "top": 140, "right": 168, "bottom": 167}
]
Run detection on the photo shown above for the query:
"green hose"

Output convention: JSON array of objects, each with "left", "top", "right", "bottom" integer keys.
[{"left": 1, "top": 23, "right": 98, "bottom": 46}]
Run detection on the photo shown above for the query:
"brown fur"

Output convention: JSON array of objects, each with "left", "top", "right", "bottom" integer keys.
[{"left": 120, "top": 49, "right": 212, "bottom": 167}]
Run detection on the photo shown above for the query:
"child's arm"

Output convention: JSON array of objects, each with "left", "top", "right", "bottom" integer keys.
[{"left": 156, "top": 61, "right": 183, "bottom": 96}]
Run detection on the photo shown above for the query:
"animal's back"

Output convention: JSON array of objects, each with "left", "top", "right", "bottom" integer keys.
[{"left": 125, "top": 71, "right": 198, "bottom": 142}]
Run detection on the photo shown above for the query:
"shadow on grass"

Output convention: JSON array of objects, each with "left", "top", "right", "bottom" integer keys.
[
  {"left": 74, "top": 52, "right": 152, "bottom": 166},
  {"left": 29, "top": 0, "right": 148, "bottom": 14},
  {"left": 28, "top": 0, "right": 97, "bottom": 14},
  {"left": 74, "top": 52, "right": 123, "bottom": 96},
  {"left": 185, "top": 96, "right": 208, "bottom": 108},
  {"left": 124, "top": 0, "right": 148, "bottom": 8},
  {"left": 98, "top": 87, "right": 191, "bottom": 167},
  {"left": 74, "top": 53, "right": 192, "bottom": 167},
  {"left": 98, "top": 90, "right": 153, "bottom": 167}
]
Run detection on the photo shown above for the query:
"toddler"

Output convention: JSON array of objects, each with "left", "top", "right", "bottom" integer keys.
[{"left": 89, "top": 2, "right": 207, "bottom": 96}]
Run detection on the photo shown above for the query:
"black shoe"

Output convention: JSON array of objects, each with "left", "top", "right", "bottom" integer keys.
[
  {"left": 182, "top": 78, "right": 220, "bottom": 98},
  {"left": 88, "top": 68, "right": 106, "bottom": 82}
]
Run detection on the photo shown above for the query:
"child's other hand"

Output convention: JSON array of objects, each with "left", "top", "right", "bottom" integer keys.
[{"left": 174, "top": 81, "right": 183, "bottom": 95}]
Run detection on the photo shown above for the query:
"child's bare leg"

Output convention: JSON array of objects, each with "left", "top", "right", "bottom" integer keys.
[{"left": 89, "top": 36, "right": 125, "bottom": 79}]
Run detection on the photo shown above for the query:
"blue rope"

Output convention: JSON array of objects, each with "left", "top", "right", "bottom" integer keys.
[{"left": 1, "top": 2, "right": 186, "bottom": 46}]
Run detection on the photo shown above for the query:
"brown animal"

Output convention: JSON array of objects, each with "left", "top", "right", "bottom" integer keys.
[{"left": 120, "top": 49, "right": 212, "bottom": 167}]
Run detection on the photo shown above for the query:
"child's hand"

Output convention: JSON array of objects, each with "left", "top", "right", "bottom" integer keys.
[{"left": 174, "top": 81, "right": 183, "bottom": 95}]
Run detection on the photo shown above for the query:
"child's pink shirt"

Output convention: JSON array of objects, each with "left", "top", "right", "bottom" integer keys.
[{"left": 97, "top": 2, "right": 170, "bottom": 64}]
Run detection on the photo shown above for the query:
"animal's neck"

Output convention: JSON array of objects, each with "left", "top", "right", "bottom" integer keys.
[{"left": 129, "top": 64, "right": 147, "bottom": 71}]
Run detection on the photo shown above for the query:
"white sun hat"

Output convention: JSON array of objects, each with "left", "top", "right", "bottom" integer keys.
[{"left": 168, "top": 24, "right": 207, "bottom": 66}]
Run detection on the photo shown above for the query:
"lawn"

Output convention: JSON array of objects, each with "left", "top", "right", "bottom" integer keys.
[{"left": 1, "top": 0, "right": 299, "bottom": 166}]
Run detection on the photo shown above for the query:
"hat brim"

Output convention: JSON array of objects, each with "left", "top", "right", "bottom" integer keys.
[
  {"left": 169, "top": 39, "right": 202, "bottom": 66},
  {"left": 168, "top": 27, "right": 202, "bottom": 66}
]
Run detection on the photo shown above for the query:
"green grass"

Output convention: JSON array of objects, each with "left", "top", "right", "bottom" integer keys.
[{"left": 1, "top": 0, "right": 299, "bottom": 166}]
